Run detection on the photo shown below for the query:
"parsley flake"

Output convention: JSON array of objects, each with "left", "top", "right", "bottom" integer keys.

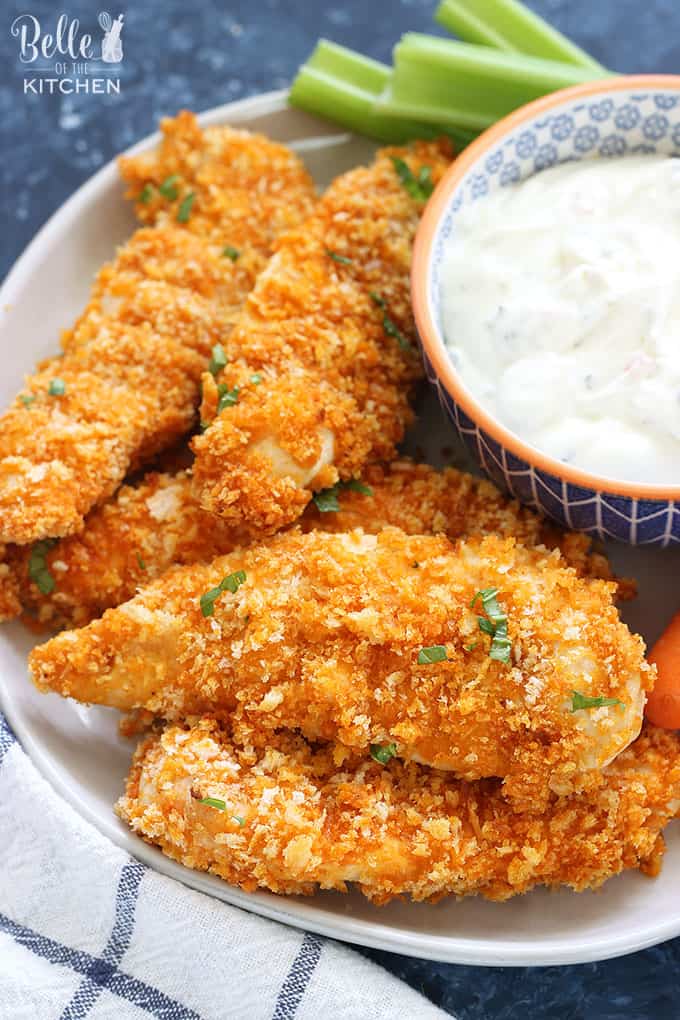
[
  {"left": 326, "top": 249, "right": 353, "bottom": 266},
  {"left": 313, "top": 478, "right": 373, "bottom": 513},
  {"left": 571, "top": 691, "right": 625, "bottom": 712},
  {"left": 28, "top": 538, "right": 58, "bottom": 595},
  {"left": 464, "top": 641, "right": 478, "bottom": 652},
  {"left": 176, "top": 191, "right": 195, "bottom": 223},
  {"left": 473, "top": 587, "right": 512, "bottom": 664},
  {"left": 370, "top": 743, "right": 397, "bottom": 765},
  {"left": 369, "top": 292, "right": 411, "bottom": 351},
  {"left": 216, "top": 383, "right": 239, "bottom": 414},
  {"left": 138, "top": 183, "right": 154, "bottom": 204},
  {"left": 208, "top": 343, "right": 228, "bottom": 377},
  {"left": 222, "top": 245, "right": 240, "bottom": 261},
  {"left": 198, "top": 796, "right": 227, "bottom": 811},
  {"left": 159, "top": 174, "right": 180, "bottom": 200},
  {"left": 48, "top": 378, "right": 66, "bottom": 396},
  {"left": 136, "top": 553, "right": 147, "bottom": 571},
  {"left": 391, "top": 156, "right": 435, "bottom": 201},
  {"left": 250, "top": 373, "right": 262, "bottom": 385},
  {"left": 418, "top": 644, "right": 448, "bottom": 665},
  {"left": 20, "top": 395, "right": 35, "bottom": 407},
  {"left": 200, "top": 569, "right": 247, "bottom": 617}
]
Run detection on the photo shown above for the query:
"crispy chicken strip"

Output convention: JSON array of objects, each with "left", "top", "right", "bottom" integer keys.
[
  {"left": 119, "top": 110, "right": 313, "bottom": 253},
  {"left": 117, "top": 720, "right": 680, "bottom": 904},
  {"left": 191, "top": 140, "right": 453, "bottom": 534},
  {"left": 3, "top": 460, "right": 618, "bottom": 629},
  {"left": 0, "top": 114, "right": 315, "bottom": 545},
  {"left": 30, "top": 528, "right": 651, "bottom": 805}
]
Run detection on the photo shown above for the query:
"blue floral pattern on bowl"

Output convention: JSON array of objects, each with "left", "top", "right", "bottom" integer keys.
[{"left": 424, "top": 86, "right": 680, "bottom": 546}]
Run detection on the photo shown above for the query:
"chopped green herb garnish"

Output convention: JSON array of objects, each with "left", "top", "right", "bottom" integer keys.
[
  {"left": 313, "top": 486, "right": 341, "bottom": 513},
  {"left": 370, "top": 292, "right": 411, "bottom": 351},
  {"left": 326, "top": 249, "right": 353, "bottom": 265},
  {"left": 208, "top": 343, "right": 228, "bottom": 377},
  {"left": 20, "top": 395, "right": 36, "bottom": 407},
  {"left": 177, "top": 191, "right": 195, "bottom": 223},
  {"left": 200, "top": 569, "right": 247, "bottom": 617},
  {"left": 474, "top": 587, "right": 512, "bottom": 664},
  {"left": 464, "top": 641, "right": 478, "bottom": 652},
  {"left": 313, "top": 478, "right": 373, "bottom": 513},
  {"left": 136, "top": 553, "right": 146, "bottom": 571},
  {"left": 391, "top": 156, "right": 434, "bottom": 201},
  {"left": 418, "top": 644, "right": 448, "bottom": 665},
  {"left": 138, "top": 183, "right": 154, "bottom": 204},
  {"left": 250, "top": 373, "right": 262, "bottom": 385},
  {"left": 159, "top": 174, "right": 180, "bottom": 200},
  {"left": 198, "top": 798, "right": 245, "bottom": 825},
  {"left": 198, "top": 796, "right": 227, "bottom": 811},
  {"left": 222, "top": 245, "right": 240, "bottom": 261},
  {"left": 370, "top": 742, "right": 398, "bottom": 765},
  {"left": 216, "top": 383, "right": 239, "bottom": 414},
  {"left": 344, "top": 479, "right": 373, "bottom": 496},
  {"left": 571, "top": 691, "right": 625, "bottom": 712},
  {"left": 48, "top": 378, "right": 66, "bottom": 396},
  {"left": 28, "top": 538, "right": 58, "bottom": 595}
]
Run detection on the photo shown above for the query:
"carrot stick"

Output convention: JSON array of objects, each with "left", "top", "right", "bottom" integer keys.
[{"left": 645, "top": 610, "right": 680, "bottom": 729}]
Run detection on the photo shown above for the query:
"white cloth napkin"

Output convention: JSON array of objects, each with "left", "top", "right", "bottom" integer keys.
[{"left": 0, "top": 713, "right": 449, "bottom": 1020}]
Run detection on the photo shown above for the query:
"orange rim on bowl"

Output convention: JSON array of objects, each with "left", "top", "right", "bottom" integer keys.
[{"left": 412, "top": 74, "right": 680, "bottom": 501}]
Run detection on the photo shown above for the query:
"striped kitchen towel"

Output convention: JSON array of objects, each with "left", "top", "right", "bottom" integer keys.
[{"left": 0, "top": 714, "right": 449, "bottom": 1020}]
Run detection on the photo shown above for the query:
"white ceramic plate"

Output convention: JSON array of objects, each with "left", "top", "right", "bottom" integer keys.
[{"left": 2, "top": 91, "right": 680, "bottom": 967}]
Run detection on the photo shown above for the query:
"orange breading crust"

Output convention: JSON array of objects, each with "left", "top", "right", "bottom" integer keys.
[
  {"left": 0, "top": 113, "right": 316, "bottom": 545},
  {"left": 0, "top": 325, "right": 204, "bottom": 545},
  {"left": 119, "top": 110, "right": 315, "bottom": 254},
  {"left": 61, "top": 227, "right": 247, "bottom": 358},
  {"left": 3, "top": 460, "right": 620, "bottom": 629},
  {"left": 191, "top": 140, "right": 454, "bottom": 534},
  {"left": 116, "top": 720, "right": 680, "bottom": 904},
  {"left": 29, "top": 528, "right": 651, "bottom": 806}
]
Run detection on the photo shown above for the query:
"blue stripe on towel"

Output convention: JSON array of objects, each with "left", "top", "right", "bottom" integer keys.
[
  {"left": 0, "top": 910, "right": 201, "bottom": 1019},
  {"left": 272, "top": 932, "right": 323, "bottom": 1019}
]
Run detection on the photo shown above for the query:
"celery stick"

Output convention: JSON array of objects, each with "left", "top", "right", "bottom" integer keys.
[
  {"left": 374, "top": 34, "right": 611, "bottom": 128},
  {"left": 289, "top": 40, "right": 444, "bottom": 143},
  {"left": 435, "top": 0, "right": 604, "bottom": 71}
]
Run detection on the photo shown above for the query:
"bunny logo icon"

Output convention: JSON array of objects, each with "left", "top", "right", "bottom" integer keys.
[{"left": 99, "top": 12, "right": 124, "bottom": 63}]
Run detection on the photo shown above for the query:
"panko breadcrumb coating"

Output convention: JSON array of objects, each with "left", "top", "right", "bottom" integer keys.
[
  {"left": 0, "top": 113, "right": 316, "bottom": 545},
  {"left": 116, "top": 720, "right": 680, "bottom": 904},
  {"left": 191, "top": 140, "right": 453, "bottom": 534},
  {"left": 119, "top": 110, "right": 315, "bottom": 255},
  {"left": 29, "top": 527, "right": 651, "bottom": 806},
  {"left": 2, "top": 460, "right": 620, "bottom": 629}
]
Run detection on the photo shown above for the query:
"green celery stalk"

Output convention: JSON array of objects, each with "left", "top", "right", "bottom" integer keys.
[
  {"left": 374, "top": 34, "right": 611, "bottom": 128},
  {"left": 289, "top": 39, "right": 478, "bottom": 147},
  {"left": 435, "top": 0, "right": 604, "bottom": 70},
  {"left": 289, "top": 40, "right": 433, "bottom": 143}
]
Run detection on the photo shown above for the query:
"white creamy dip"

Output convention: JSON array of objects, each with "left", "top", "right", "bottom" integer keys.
[{"left": 440, "top": 155, "right": 680, "bottom": 485}]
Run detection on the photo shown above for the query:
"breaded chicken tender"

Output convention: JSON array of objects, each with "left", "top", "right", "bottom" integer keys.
[
  {"left": 30, "top": 528, "right": 651, "bottom": 805},
  {"left": 191, "top": 140, "right": 453, "bottom": 534},
  {"left": 2, "top": 460, "right": 619, "bottom": 629},
  {"left": 119, "top": 110, "right": 314, "bottom": 254},
  {"left": 116, "top": 720, "right": 680, "bottom": 904},
  {"left": 0, "top": 114, "right": 316, "bottom": 545}
]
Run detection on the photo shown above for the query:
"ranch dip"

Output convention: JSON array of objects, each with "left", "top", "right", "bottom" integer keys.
[{"left": 440, "top": 155, "right": 680, "bottom": 485}]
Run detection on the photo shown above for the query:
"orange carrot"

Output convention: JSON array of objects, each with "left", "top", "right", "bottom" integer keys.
[{"left": 646, "top": 610, "right": 680, "bottom": 729}]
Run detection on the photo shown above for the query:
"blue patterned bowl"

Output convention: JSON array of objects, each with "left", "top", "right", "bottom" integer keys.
[{"left": 413, "top": 75, "right": 680, "bottom": 546}]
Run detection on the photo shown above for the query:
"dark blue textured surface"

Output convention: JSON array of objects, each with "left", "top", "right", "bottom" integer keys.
[{"left": 3, "top": 2, "right": 680, "bottom": 1016}]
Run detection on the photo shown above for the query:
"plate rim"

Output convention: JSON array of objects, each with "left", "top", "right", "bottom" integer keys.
[{"left": 2, "top": 89, "right": 680, "bottom": 967}]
